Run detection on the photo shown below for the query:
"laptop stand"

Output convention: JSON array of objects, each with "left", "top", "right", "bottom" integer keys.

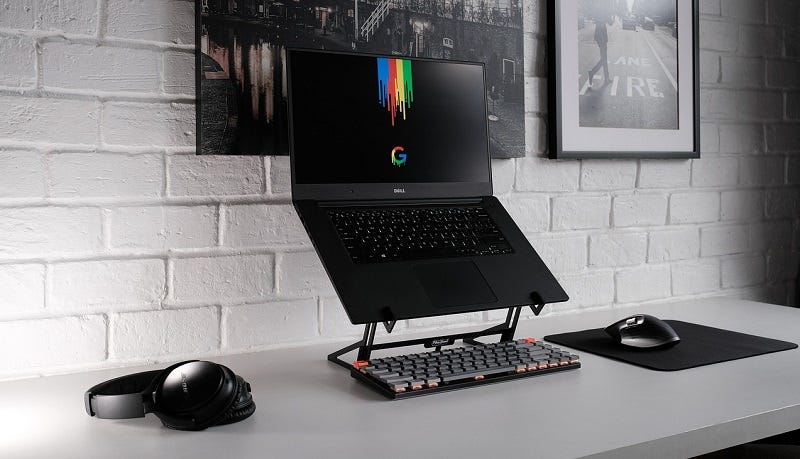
[{"left": 328, "top": 302, "right": 547, "bottom": 371}]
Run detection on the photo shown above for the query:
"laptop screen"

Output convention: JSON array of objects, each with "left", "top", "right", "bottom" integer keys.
[{"left": 288, "top": 50, "right": 491, "bottom": 187}]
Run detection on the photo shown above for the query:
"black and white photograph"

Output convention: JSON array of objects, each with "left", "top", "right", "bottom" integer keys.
[
  {"left": 198, "top": 0, "right": 526, "bottom": 157},
  {"left": 549, "top": 0, "right": 699, "bottom": 158}
]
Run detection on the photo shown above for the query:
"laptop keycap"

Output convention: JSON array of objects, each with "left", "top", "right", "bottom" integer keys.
[{"left": 329, "top": 206, "right": 513, "bottom": 263}]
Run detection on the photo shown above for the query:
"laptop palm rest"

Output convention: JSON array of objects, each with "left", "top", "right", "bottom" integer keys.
[{"left": 413, "top": 261, "right": 497, "bottom": 308}]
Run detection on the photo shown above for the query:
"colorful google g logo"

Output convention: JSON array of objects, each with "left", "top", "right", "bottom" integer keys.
[{"left": 391, "top": 146, "right": 407, "bottom": 167}]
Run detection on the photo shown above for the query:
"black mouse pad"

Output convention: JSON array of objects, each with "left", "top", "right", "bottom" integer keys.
[{"left": 544, "top": 320, "right": 797, "bottom": 371}]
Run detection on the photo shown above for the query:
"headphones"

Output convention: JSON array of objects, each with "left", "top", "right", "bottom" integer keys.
[{"left": 84, "top": 360, "right": 255, "bottom": 431}]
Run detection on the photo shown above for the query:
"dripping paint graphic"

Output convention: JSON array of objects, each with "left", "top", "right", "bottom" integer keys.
[{"left": 377, "top": 58, "right": 414, "bottom": 126}]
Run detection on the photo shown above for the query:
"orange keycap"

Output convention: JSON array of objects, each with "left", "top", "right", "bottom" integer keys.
[
  {"left": 353, "top": 360, "right": 369, "bottom": 369},
  {"left": 523, "top": 337, "right": 536, "bottom": 344}
]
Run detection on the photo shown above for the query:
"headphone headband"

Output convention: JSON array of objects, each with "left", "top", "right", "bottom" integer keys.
[{"left": 85, "top": 362, "right": 191, "bottom": 419}]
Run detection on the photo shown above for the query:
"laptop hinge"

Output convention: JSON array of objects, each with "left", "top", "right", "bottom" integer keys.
[{"left": 319, "top": 197, "right": 483, "bottom": 207}]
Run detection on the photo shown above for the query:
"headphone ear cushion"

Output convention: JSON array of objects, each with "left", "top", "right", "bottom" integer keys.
[{"left": 214, "top": 376, "right": 256, "bottom": 426}]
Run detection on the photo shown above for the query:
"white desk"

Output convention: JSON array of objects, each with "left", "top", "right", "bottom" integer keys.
[{"left": 3, "top": 297, "right": 800, "bottom": 459}]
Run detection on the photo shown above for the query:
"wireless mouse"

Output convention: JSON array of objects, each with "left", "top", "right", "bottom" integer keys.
[{"left": 605, "top": 314, "right": 681, "bottom": 349}]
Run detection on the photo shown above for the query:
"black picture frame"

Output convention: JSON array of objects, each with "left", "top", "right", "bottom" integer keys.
[{"left": 547, "top": 0, "right": 700, "bottom": 159}]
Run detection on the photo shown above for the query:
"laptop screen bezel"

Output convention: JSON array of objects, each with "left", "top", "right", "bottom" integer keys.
[{"left": 287, "top": 48, "right": 493, "bottom": 201}]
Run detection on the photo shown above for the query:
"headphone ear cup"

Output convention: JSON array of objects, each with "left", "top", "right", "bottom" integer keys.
[{"left": 214, "top": 376, "right": 256, "bottom": 426}]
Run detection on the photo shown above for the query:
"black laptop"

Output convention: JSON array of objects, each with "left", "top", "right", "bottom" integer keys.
[{"left": 287, "top": 49, "right": 567, "bottom": 325}]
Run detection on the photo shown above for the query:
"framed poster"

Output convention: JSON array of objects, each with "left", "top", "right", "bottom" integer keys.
[
  {"left": 196, "top": 0, "right": 525, "bottom": 158},
  {"left": 548, "top": 0, "right": 699, "bottom": 158}
]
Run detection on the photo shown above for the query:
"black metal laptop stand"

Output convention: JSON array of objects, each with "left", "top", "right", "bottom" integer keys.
[{"left": 328, "top": 303, "right": 546, "bottom": 371}]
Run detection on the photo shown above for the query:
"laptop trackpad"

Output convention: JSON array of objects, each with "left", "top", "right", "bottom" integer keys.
[{"left": 414, "top": 261, "right": 497, "bottom": 308}]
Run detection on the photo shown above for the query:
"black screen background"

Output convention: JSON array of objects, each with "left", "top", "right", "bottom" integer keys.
[{"left": 290, "top": 51, "right": 490, "bottom": 184}]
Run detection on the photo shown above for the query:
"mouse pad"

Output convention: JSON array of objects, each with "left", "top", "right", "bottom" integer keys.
[{"left": 544, "top": 320, "right": 798, "bottom": 371}]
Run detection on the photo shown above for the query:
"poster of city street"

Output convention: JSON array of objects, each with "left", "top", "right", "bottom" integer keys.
[
  {"left": 578, "top": 0, "right": 678, "bottom": 130},
  {"left": 197, "top": 0, "right": 525, "bottom": 157},
  {"left": 549, "top": 0, "right": 698, "bottom": 158}
]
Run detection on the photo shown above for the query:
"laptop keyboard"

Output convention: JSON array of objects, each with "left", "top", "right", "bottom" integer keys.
[
  {"left": 352, "top": 338, "right": 580, "bottom": 398},
  {"left": 328, "top": 206, "right": 513, "bottom": 263}
]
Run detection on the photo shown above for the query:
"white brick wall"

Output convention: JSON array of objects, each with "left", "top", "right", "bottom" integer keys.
[{"left": 0, "top": 0, "right": 797, "bottom": 380}]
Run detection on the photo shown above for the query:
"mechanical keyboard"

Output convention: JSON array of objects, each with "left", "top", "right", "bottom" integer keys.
[
  {"left": 351, "top": 338, "right": 580, "bottom": 399},
  {"left": 328, "top": 206, "right": 513, "bottom": 263}
]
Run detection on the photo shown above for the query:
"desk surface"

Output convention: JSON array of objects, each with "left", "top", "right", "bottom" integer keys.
[{"left": 3, "top": 297, "right": 800, "bottom": 459}]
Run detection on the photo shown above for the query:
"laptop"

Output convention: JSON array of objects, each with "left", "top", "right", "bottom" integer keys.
[{"left": 287, "top": 49, "right": 567, "bottom": 325}]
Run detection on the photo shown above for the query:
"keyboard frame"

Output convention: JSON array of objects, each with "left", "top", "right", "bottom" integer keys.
[
  {"left": 328, "top": 304, "right": 580, "bottom": 399},
  {"left": 351, "top": 355, "right": 581, "bottom": 400}
]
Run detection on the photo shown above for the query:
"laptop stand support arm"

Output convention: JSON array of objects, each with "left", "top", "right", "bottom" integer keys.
[{"left": 327, "top": 300, "right": 546, "bottom": 371}]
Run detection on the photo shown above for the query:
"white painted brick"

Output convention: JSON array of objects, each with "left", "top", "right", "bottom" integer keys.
[
  {"left": 552, "top": 196, "right": 609, "bottom": 230},
  {"left": 103, "top": 102, "right": 195, "bottom": 147},
  {"left": 50, "top": 259, "right": 165, "bottom": 312},
  {"left": 224, "top": 204, "right": 309, "bottom": 247},
  {"left": 672, "top": 260, "right": 720, "bottom": 296},
  {"left": 163, "top": 51, "right": 195, "bottom": 94},
  {"left": 789, "top": 157, "right": 800, "bottom": 184},
  {"left": 700, "top": 50, "right": 720, "bottom": 84},
  {"left": 0, "top": 316, "right": 106, "bottom": 375},
  {"left": 277, "top": 251, "right": 333, "bottom": 296},
  {"left": 0, "top": 207, "right": 102, "bottom": 258},
  {"left": 112, "top": 307, "right": 219, "bottom": 359},
  {"left": 638, "top": 160, "right": 691, "bottom": 189},
  {"left": 491, "top": 158, "right": 515, "bottom": 195},
  {"left": 110, "top": 206, "right": 217, "bottom": 250},
  {"left": 0, "top": 264, "right": 44, "bottom": 317},
  {"left": 739, "top": 25, "right": 783, "bottom": 58},
  {"left": 701, "top": 123, "right": 720, "bottom": 153},
  {"left": 0, "top": 1, "right": 35, "bottom": 30},
  {"left": 524, "top": 114, "right": 546, "bottom": 155},
  {"left": 557, "top": 270, "right": 615, "bottom": 309},
  {"left": 42, "top": 43, "right": 160, "bottom": 92},
  {"left": 691, "top": 156, "right": 738, "bottom": 187},
  {"left": 701, "top": 225, "right": 750, "bottom": 256},
  {"left": 719, "top": 124, "right": 764, "bottom": 154},
  {"left": 0, "top": 96, "right": 98, "bottom": 145},
  {"left": 0, "top": 150, "right": 45, "bottom": 198},
  {"left": 670, "top": 192, "right": 720, "bottom": 224},
  {"left": 320, "top": 296, "right": 363, "bottom": 338},
  {"left": 616, "top": 265, "right": 671, "bottom": 303},
  {"left": 225, "top": 299, "right": 318, "bottom": 348},
  {"left": 502, "top": 195, "right": 549, "bottom": 232},
  {"left": 613, "top": 194, "right": 668, "bottom": 227},
  {"left": 751, "top": 220, "right": 793, "bottom": 252},
  {"left": 528, "top": 235, "right": 587, "bottom": 274},
  {"left": 720, "top": 0, "right": 767, "bottom": 23},
  {"left": 703, "top": 89, "right": 782, "bottom": 121},
  {"left": 169, "top": 155, "right": 264, "bottom": 196},
  {"left": 269, "top": 156, "right": 291, "bottom": 196},
  {"left": 35, "top": 0, "right": 98, "bottom": 34},
  {"left": 721, "top": 190, "right": 764, "bottom": 221},
  {"left": 765, "top": 188, "right": 800, "bottom": 219},
  {"left": 700, "top": 0, "right": 721, "bottom": 15},
  {"left": 739, "top": 156, "right": 785, "bottom": 186},
  {"left": 767, "top": 251, "right": 800, "bottom": 282},
  {"left": 720, "top": 56, "right": 765, "bottom": 87},
  {"left": 49, "top": 153, "right": 163, "bottom": 198},
  {"left": 106, "top": 0, "right": 194, "bottom": 44},
  {"left": 172, "top": 254, "right": 273, "bottom": 304},
  {"left": 524, "top": 77, "right": 546, "bottom": 113},
  {"left": 649, "top": 228, "right": 700, "bottom": 262},
  {"left": 722, "top": 255, "right": 766, "bottom": 288},
  {"left": 580, "top": 160, "right": 637, "bottom": 191},
  {"left": 516, "top": 157, "right": 580, "bottom": 192},
  {"left": 589, "top": 233, "right": 647, "bottom": 268},
  {"left": 0, "top": 35, "right": 36, "bottom": 86},
  {"left": 699, "top": 20, "right": 739, "bottom": 52}
]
